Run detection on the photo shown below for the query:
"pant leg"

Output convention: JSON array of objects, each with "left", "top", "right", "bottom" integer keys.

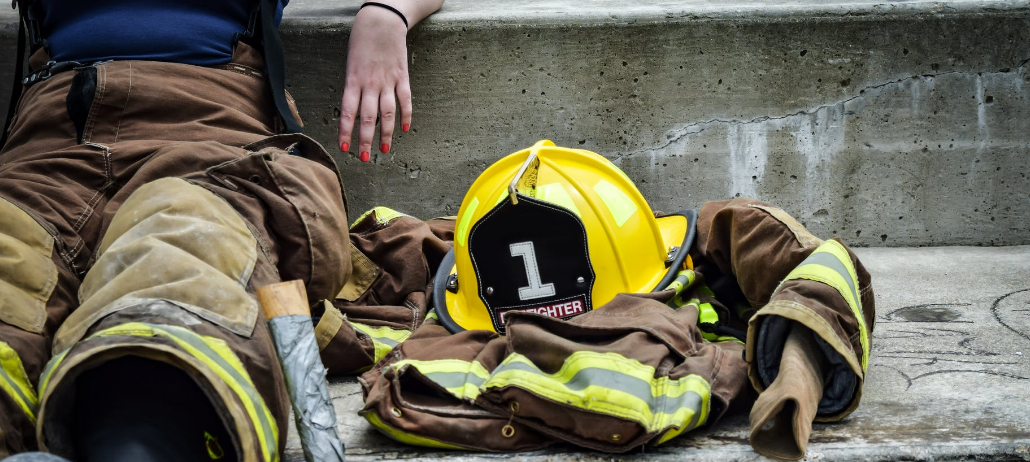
[
  {"left": 692, "top": 198, "right": 875, "bottom": 420},
  {"left": 0, "top": 70, "right": 114, "bottom": 455},
  {"left": 8, "top": 53, "right": 349, "bottom": 460}
]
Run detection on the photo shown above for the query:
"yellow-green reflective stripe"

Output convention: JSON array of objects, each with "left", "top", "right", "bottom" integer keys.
[
  {"left": 663, "top": 270, "right": 696, "bottom": 297},
  {"left": 153, "top": 325, "right": 279, "bottom": 462},
  {"left": 350, "top": 206, "right": 408, "bottom": 229},
  {"left": 350, "top": 322, "right": 412, "bottom": 363},
  {"left": 392, "top": 358, "right": 490, "bottom": 401},
  {"left": 424, "top": 309, "right": 439, "bottom": 321},
  {"left": 0, "top": 341, "right": 38, "bottom": 424},
  {"left": 593, "top": 180, "right": 638, "bottom": 227},
  {"left": 73, "top": 323, "right": 278, "bottom": 462},
  {"left": 38, "top": 349, "right": 69, "bottom": 397},
  {"left": 364, "top": 411, "right": 465, "bottom": 449},
  {"left": 484, "top": 352, "right": 710, "bottom": 434},
  {"left": 535, "top": 183, "right": 581, "bottom": 217},
  {"left": 456, "top": 197, "right": 480, "bottom": 247},
  {"left": 784, "top": 240, "right": 869, "bottom": 371}
]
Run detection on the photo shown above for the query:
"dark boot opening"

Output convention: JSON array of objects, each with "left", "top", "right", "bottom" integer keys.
[{"left": 71, "top": 355, "right": 239, "bottom": 462}]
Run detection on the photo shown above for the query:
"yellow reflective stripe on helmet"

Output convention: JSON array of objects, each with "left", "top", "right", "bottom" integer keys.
[
  {"left": 592, "top": 180, "right": 638, "bottom": 227},
  {"left": 65, "top": 322, "right": 279, "bottom": 462},
  {"left": 391, "top": 358, "right": 491, "bottom": 401},
  {"left": 484, "top": 351, "right": 710, "bottom": 435},
  {"left": 0, "top": 341, "right": 38, "bottom": 424},
  {"left": 349, "top": 321, "right": 412, "bottom": 364},
  {"left": 535, "top": 183, "right": 581, "bottom": 217},
  {"left": 456, "top": 196, "right": 480, "bottom": 248},
  {"left": 783, "top": 240, "right": 869, "bottom": 371},
  {"left": 350, "top": 206, "right": 409, "bottom": 229},
  {"left": 364, "top": 410, "right": 466, "bottom": 449}
]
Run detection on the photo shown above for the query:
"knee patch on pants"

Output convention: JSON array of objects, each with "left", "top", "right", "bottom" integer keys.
[
  {"left": 54, "top": 178, "right": 259, "bottom": 353},
  {"left": 0, "top": 196, "right": 57, "bottom": 334}
]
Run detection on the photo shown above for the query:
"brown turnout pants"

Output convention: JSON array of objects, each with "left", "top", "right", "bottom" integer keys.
[{"left": 0, "top": 44, "right": 350, "bottom": 460}]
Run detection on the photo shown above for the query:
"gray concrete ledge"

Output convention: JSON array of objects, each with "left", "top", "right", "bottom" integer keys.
[
  {"left": 3, "top": 1, "right": 1030, "bottom": 246},
  {"left": 285, "top": 245, "right": 1030, "bottom": 461}
]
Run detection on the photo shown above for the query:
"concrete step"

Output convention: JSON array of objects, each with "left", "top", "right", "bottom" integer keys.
[
  {"left": 284, "top": 245, "right": 1030, "bottom": 461},
  {"left": 2, "top": 1, "right": 1029, "bottom": 247}
]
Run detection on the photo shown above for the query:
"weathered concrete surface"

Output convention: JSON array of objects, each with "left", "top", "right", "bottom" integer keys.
[
  {"left": 2, "top": 1, "right": 1030, "bottom": 247},
  {"left": 282, "top": 245, "right": 1030, "bottom": 461}
]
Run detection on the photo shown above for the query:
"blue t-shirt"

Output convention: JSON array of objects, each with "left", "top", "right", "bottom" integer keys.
[{"left": 41, "top": 0, "right": 288, "bottom": 66}]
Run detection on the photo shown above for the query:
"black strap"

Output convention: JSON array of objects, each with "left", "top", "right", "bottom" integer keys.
[
  {"left": 1, "top": 14, "right": 26, "bottom": 149},
  {"left": 258, "top": 0, "right": 302, "bottom": 133}
]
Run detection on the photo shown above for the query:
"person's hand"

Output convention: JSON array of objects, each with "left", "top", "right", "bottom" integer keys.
[{"left": 338, "top": 5, "right": 411, "bottom": 162}]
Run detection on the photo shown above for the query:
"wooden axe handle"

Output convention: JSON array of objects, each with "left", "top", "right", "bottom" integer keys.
[{"left": 256, "top": 280, "right": 311, "bottom": 319}]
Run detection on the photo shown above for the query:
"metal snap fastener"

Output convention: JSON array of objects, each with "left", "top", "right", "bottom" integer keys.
[
  {"left": 509, "top": 401, "right": 519, "bottom": 413},
  {"left": 486, "top": 287, "right": 494, "bottom": 295},
  {"left": 391, "top": 407, "right": 403, "bottom": 418},
  {"left": 501, "top": 425, "right": 516, "bottom": 438}
]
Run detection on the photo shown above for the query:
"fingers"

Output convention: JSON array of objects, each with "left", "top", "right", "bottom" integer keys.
[
  {"left": 338, "top": 84, "right": 360, "bottom": 154},
  {"left": 397, "top": 79, "right": 412, "bottom": 134},
  {"left": 358, "top": 89, "right": 379, "bottom": 162},
  {"left": 378, "top": 91, "right": 397, "bottom": 154}
]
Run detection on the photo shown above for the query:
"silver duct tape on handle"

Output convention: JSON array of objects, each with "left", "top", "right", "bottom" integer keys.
[
  {"left": 257, "top": 280, "right": 345, "bottom": 462},
  {"left": 269, "top": 315, "right": 346, "bottom": 462}
]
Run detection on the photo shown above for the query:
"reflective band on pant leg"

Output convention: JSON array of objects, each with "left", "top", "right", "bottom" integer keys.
[
  {"left": 54, "top": 178, "right": 259, "bottom": 353},
  {"left": 349, "top": 321, "right": 412, "bottom": 364},
  {"left": 0, "top": 341, "right": 38, "bottom": 424},
  {"left": 0, "top": 196, "right": 57, "bottom": 334},
  {"left": 40, "top": 322, "right": 279, "bottom": 462},
  {"left": 781, "top": 240, "right": 869, "bottom": 372}
]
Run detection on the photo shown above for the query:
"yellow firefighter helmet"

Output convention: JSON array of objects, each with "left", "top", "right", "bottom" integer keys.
[{"left": 434, "top": 140, "right": 695, "bottom": 334}]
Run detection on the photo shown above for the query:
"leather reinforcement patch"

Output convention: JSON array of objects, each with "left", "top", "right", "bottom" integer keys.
[
  {"left": 0, "top": 196, "right": 57, "bottom": 334},
  {"left": 749, "top": 204, "right": 823, "bottom": 249},
  {"left": 467, "top": 194, "right": 595, "bottom": 334}
]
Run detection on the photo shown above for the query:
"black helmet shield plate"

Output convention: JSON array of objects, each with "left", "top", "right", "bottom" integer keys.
[{"left": 467, "top": 194, "right": 596, "bottom": 334}]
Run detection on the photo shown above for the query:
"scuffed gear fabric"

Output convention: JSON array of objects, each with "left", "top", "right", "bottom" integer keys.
[
  {"left": 0, "top": 42, "right": 350, "bottom": 458},
  {"left": 315, "top": 210, "right": 453, "bottom": 375},
  {"left": 351, "top": 198, "right": 874, "bottom": 454}
]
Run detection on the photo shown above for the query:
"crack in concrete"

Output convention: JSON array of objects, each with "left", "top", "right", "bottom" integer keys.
[{"left": 612, "top": 55, "right": 1030, "bottom": 162}]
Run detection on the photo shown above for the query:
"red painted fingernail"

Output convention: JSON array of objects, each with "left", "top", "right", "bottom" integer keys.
[
  {"left": 402, "top": 123, "right": 410, "bottom": 132},
  {"left": 360, "top": 151, "right": 370, "bottom": 162},
  {"left": 380, "top": 143, "right": 390, "bottom": 153},
  {"left": 341, "top": 142, "right": 349, "bottom": 152}
]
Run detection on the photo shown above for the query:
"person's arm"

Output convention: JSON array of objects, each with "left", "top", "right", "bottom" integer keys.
[{"left": 338, "top": 0, "right": 445, "bottom": 162}]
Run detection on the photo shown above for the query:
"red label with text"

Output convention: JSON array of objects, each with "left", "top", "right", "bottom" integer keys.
[{"left": 497, "top": 297, "right": 587, "bottom": 323}]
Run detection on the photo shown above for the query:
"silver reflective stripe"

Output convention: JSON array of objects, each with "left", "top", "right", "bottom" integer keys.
[
  {"left": 419, "top": 370, "right": 488, "bottom": 390},
  {"left": 797, "top": 251, "right": 859, "bottom": 305},
  {"left": 492, "top": 361, "right": 705, "bottom": 421},
  {"left": 158, "top": 325, "right": 278, "bottom": 461}
]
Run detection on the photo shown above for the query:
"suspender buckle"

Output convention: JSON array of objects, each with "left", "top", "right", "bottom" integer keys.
[{"left": 22, "top": 60, "right": 83, "bottom": 87}]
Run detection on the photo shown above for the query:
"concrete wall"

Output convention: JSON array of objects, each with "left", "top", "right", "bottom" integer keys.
[{"left": 3, "top": 1, "right": 1030, "bottom": 246}]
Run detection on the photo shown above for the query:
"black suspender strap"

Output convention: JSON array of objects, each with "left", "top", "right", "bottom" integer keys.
[
  {"left": 1, "top": 12, "right": 26, "bottom": 149},
  {"left": 258, "top": 0, "right": 302, "bottom": 133}
]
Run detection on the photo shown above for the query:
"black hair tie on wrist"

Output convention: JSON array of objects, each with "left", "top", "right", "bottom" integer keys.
[{"left": 360, "top": 2, "right": 409, "bottom": 29}]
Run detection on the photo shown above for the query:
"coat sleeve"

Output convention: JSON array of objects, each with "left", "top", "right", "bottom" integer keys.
[{"left": 692, "top": 198, "right": 876, "bottom": 421}]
